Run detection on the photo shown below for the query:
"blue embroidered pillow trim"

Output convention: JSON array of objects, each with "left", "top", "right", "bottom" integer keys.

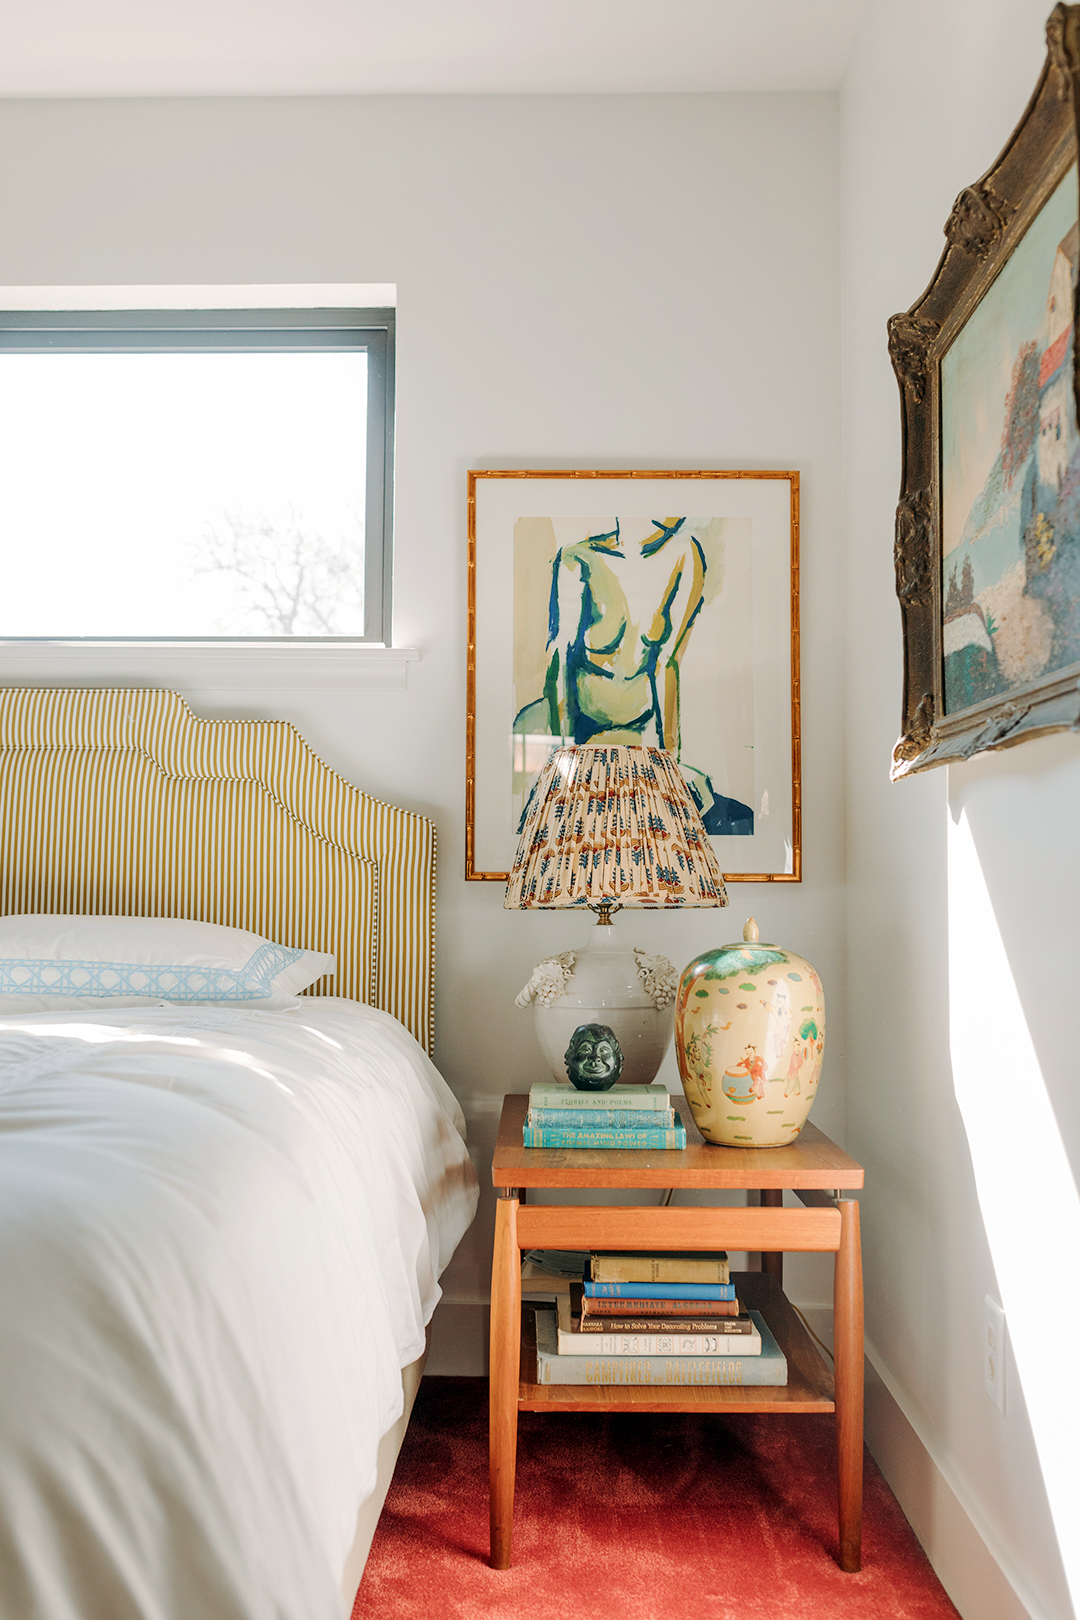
[{"left": 0, "top": 942, "right": 306, "bottom": 1002}]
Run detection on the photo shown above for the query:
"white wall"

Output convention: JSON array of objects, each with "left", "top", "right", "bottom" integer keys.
[
  {"left": 7, "top": 40, "right": 1071, "bottom": 1619},
  {"left": 0, "top": 91, "right": 845, "bottom": 1356},
  {"left": 842, "top": 6, "right": 1080, "bottom": 1618}
]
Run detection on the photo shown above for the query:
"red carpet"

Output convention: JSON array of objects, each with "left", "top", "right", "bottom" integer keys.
[{"left": 353, "top": 1377, "right": 961, "bottom": 1620}]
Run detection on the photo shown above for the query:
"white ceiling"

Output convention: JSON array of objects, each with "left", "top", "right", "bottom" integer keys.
[{"left": 0, "top": 0, "right": 866, "bottom": 98}]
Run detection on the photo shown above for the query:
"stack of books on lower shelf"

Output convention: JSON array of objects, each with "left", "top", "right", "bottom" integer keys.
[
  {"left": 522, "top": 1082, "right": 686, "bottom": 1149},
  {"left": 533, "top": 1249, "right": 788, "bottom": 1386}
]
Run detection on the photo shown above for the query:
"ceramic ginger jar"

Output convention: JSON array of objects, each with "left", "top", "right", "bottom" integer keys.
[{"left": 675, "top": 918, "right": 825, "bottom": 1147}]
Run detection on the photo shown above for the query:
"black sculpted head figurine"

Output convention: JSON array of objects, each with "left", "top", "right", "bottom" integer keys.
[{"left": 564, "top": 1023, "right": 624, "bottom": 1091}]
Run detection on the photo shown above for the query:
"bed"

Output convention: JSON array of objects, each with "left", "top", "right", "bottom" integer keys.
[{"left": 0, "top": 688, "right": 479, "bottom": 1620}]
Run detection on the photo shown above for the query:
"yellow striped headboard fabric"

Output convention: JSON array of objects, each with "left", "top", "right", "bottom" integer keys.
[{"left": 0, "top": 689, "right": 436, "bottom": 1054}]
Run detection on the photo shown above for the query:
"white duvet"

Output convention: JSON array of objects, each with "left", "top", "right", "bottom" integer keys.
[{"left": 0, "top": 998, "right": 478, "bottom": 1620}]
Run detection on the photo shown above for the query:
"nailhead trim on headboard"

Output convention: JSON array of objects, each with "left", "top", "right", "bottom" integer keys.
[{"left": 0, "top": 688, "right": 436, "bottom": 1054}]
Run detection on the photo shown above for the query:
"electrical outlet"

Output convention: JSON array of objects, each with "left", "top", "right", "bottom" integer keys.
[{"left": 984, "top": 1295, "right": 1006, "bottom": 1413}]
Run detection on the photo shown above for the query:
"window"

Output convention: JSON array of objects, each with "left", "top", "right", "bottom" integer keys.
[{"left": 0, "top": 307, "right": 394, "bottom": 644}]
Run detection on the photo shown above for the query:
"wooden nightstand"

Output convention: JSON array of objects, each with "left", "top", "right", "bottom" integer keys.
[{"left": 489, "top": 1094, "right": 865, "bottom": 1571}]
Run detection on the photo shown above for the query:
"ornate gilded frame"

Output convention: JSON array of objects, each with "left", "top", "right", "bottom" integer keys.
[
  {"left": 466, "top": 468, "right": 801, "bottom": 883},
  {"left": 889, "top": 4, "right": 1080, "bottom": 778}
]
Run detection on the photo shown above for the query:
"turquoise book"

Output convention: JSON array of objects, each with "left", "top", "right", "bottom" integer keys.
[
  {"left": 583, "top": 1276, "right": 736, "bottom": 1300},
  {"left": 527, "top": 1106, "right": 677, "bottom": 1130},
  {"left": 527, "top": 1082, "right": 671, "bottom": 1111},
  {"left": 522, "top": 1114, "right": 686, "bottom": 1150},
  {"left": 534, "top": 1308, "right": 787, "bottom": 1386}
]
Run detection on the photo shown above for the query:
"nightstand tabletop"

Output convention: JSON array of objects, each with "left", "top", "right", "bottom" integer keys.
[{"left": 493, "top": 1093, "right": 864, "bottom": 1190}]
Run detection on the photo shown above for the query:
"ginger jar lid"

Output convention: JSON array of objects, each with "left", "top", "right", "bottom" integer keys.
[{"left": 682, "top": 916, "right": 795, "bottom": 978}]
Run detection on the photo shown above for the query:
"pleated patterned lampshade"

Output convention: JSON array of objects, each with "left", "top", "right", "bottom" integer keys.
[{"left": 504, "top": 745, "right": 728, "bottom": 910}]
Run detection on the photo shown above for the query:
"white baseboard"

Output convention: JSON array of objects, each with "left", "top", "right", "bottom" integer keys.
[{"left": 798, "top": 1307, "right": 1042, "bottom": 1620}]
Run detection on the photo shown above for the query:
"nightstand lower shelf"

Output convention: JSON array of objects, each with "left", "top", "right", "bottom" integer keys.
[{"left": 517, "top": 1272, "right": 834, "bottom": 1413}]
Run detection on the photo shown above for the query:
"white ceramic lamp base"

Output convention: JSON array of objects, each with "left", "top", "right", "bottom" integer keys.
[{"left": 516, "top": 915, "right": 678, "bottom": 1087}]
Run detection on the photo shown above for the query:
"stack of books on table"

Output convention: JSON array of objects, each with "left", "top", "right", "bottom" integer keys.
[
  {"left": 522, "top": 1082, "right": 686, "bottom": 1150},
  {"left": 533, "top": 1249, "right": 788, "bottom": 1386}
]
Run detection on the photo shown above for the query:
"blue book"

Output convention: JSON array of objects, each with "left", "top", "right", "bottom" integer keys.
[
  {"left": 534, "top": 1308, "right": 787, "bottom": 1386},
  {"left": 522, "top": 1114, "right": 687, "bottom": 1151},
  {"left": 583, "top": 1277, "right": 737, "bottom": 1300},
  {"left": 528, "top": 1106, "right": 676, "bottom": 1130}
]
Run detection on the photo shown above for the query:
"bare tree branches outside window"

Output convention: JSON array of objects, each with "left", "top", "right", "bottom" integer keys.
[{"left": 188, "top": 510, "right": 364, "bottom": 636}]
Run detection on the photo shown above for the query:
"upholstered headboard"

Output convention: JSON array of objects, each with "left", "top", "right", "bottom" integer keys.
[{"left": 0, "top": 689, "right": 436, "bottom": 1053}]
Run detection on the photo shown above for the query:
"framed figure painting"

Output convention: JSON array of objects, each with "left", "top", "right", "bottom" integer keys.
[
  {"left": 889, "top": 4, "right": 1080, "bottom": 777},
  {"left": 466, "top": 469, "right": 801, "bottom": 882}
]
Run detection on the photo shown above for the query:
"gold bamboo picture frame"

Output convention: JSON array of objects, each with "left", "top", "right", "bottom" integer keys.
[{"left": 466, "top": 469, "right": 801, "bottom": 884}]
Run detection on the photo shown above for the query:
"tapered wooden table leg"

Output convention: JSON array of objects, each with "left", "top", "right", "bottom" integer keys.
[
  {"left": 759, "top": 1189, "right": 784, "bottom": 1286},
  {"left": 833, "top": 1198, "right": 864, "bottom": 1572},
  {"left": 489, "top": 1194, "right": 521, "bottom": 1569}
]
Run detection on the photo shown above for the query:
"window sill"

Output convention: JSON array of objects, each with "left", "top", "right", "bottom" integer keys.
[{"left": 0, "top": 641, "right": 420, "bottom": 691}]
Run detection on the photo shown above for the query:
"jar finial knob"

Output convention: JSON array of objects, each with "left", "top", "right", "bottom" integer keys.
[{"left": 743, "top": 916, "right": 759, "bottom": 943}]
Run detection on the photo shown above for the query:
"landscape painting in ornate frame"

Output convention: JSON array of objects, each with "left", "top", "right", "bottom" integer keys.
[
  {"left": 889, "top": 4, "right": 1080, "bottom": 778},
  {"left": 466, "top": 469, "right": 801, "bottom": 883}
]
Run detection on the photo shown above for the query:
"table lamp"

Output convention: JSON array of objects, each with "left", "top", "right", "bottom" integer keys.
[{"left": 507, "top": 744, "right": 728, "bottom": 1085}]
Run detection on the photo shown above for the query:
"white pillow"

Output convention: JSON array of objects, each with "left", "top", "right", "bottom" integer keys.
[{"left": 0, "top": 915, "right": 334, "bottom": 1012}]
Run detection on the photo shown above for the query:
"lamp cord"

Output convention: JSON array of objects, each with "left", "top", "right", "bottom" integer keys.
[{"left": 790, "top": 1302, "right": 835, "bottom": 1363}]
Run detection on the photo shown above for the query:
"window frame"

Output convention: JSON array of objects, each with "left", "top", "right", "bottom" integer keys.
[{"left": 0, "top": 306, "right": 395, "bottom": 645}]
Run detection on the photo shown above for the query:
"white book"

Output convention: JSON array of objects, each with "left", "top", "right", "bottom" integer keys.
[
  {"left": 555, "top": 1293, "right": 762, "bottom": 1356},
  {"left": 527, "top": 1081, "right": 671, "bottom": 1110}
]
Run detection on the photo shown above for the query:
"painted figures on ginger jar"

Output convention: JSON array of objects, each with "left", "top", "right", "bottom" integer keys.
[{"left": 675, "top": 918, "right": 825, "bottom": 1148}]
